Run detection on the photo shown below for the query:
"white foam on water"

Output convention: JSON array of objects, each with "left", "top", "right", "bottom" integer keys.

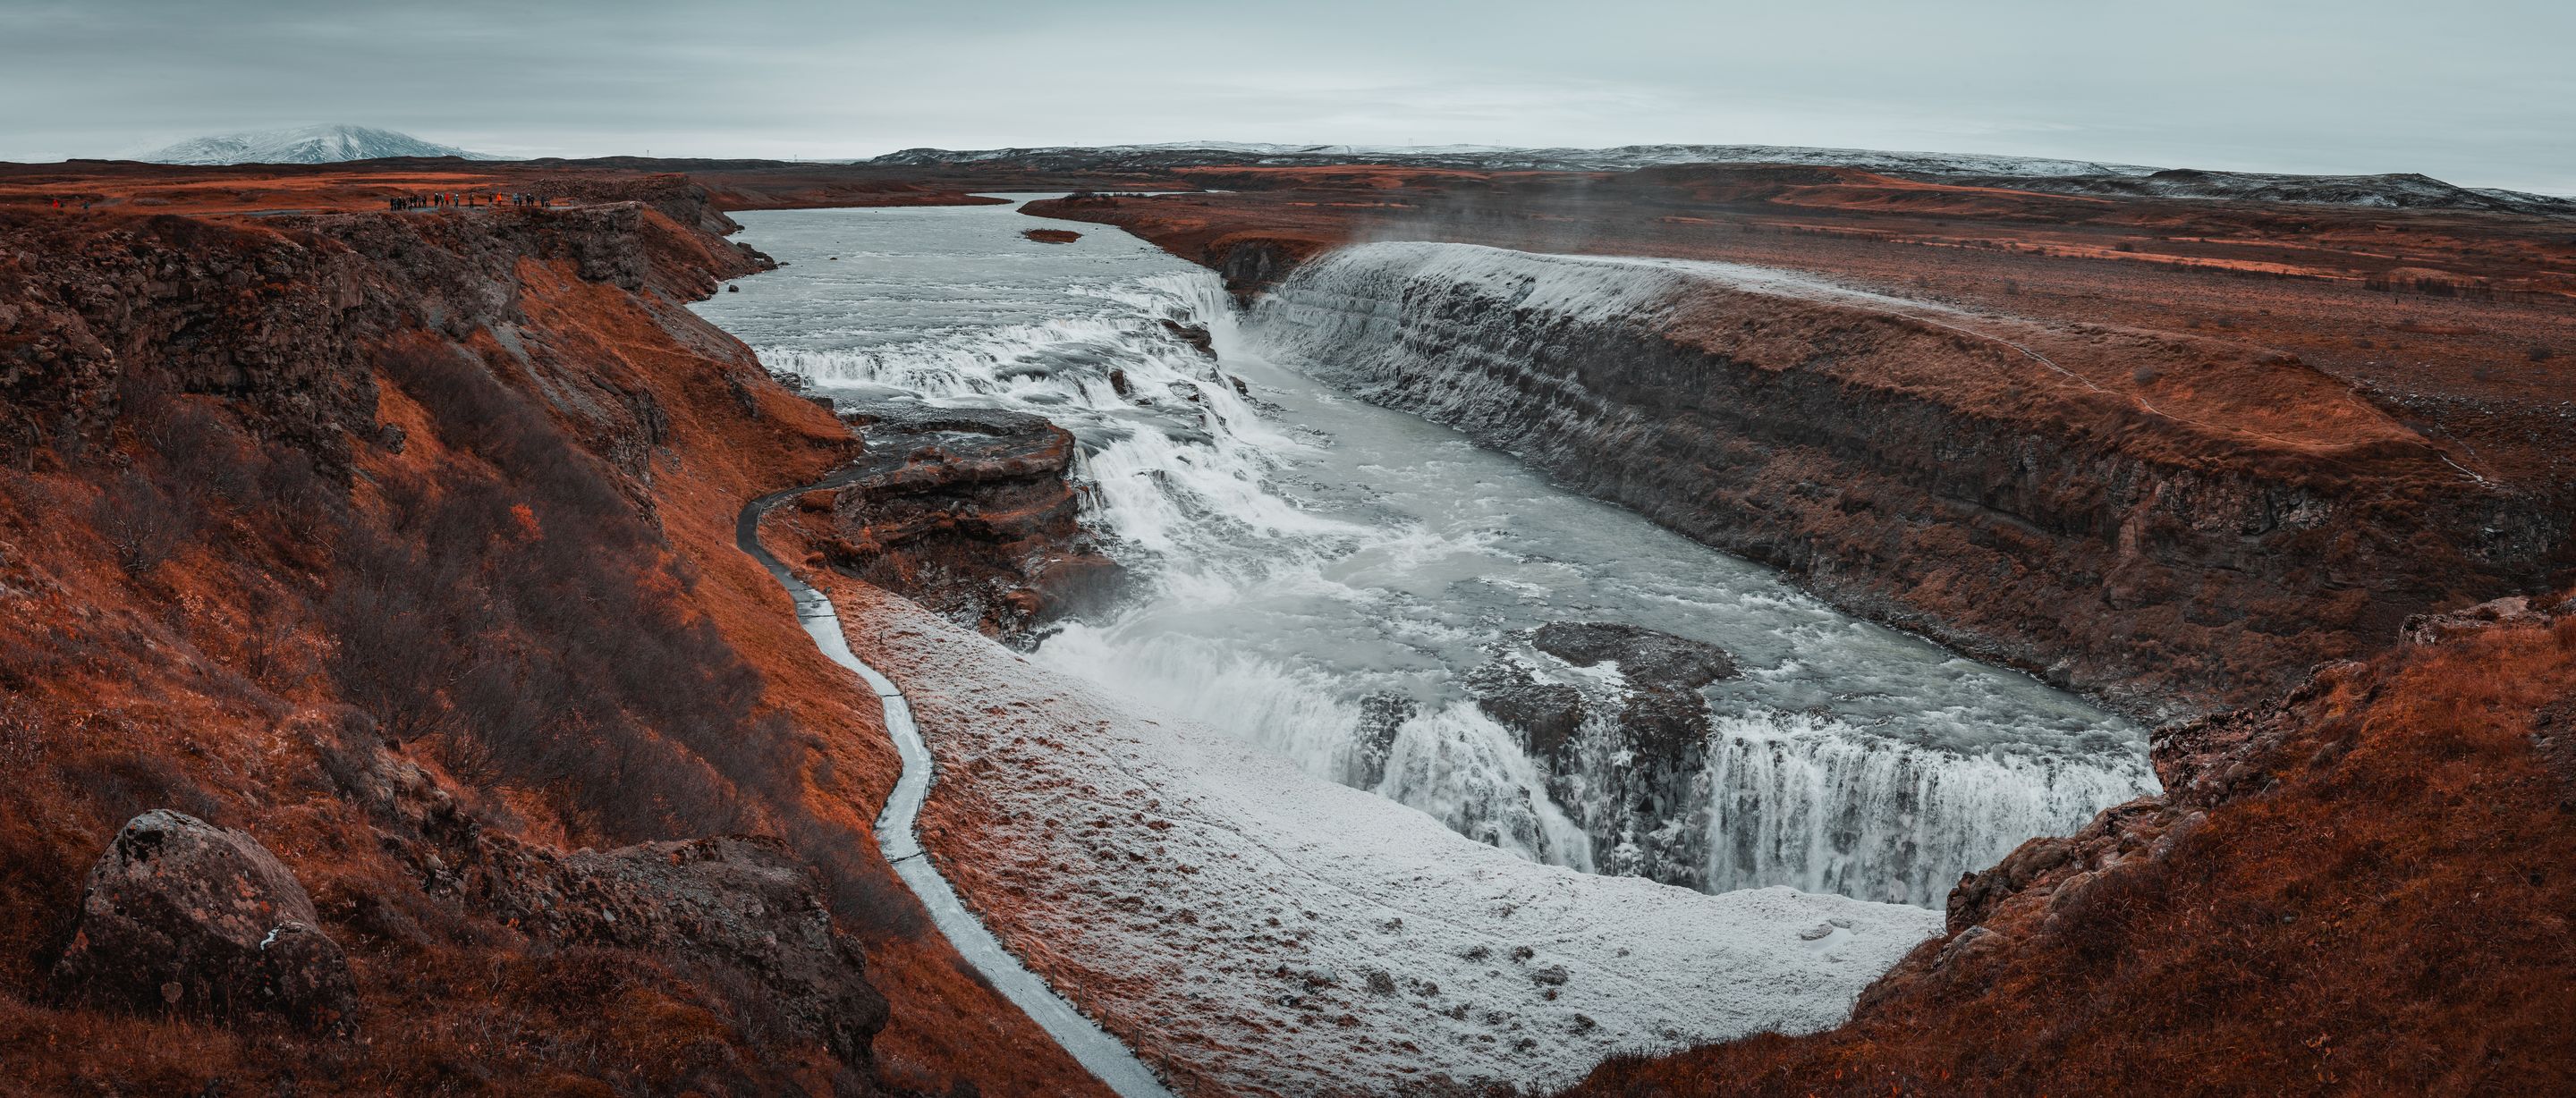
[{"left": 695, "top": 211, "right": 2155, "bottom": 913}]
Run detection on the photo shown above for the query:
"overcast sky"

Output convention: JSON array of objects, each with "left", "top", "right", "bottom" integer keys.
[{"left": 5, "top": 0, "right": 2571, "bottom": 192}]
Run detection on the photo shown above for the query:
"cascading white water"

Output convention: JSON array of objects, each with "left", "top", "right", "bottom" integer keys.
[{"left": 693, "top": 205, "right": 2156, "bottom": 910}]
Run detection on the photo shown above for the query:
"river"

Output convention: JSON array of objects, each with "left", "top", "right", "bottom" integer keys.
[{"left": 691, "top": 196, "right": 2153, "bottom": 910}]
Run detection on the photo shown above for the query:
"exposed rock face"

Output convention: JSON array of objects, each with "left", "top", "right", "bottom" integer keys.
[
  {"left": 1352, "top": 691, "right": 1419, "bottom": 789},
  {"left": 1466, "top": 622, "right": 1740, "bottom": 885},
  {"left": 1247, "top": 241, "right": 2559, "bottom": 720},
  {"left": 813, "top": 403, "right": 1122, "bottom": 641},
  {"left": 505, "top": 838, "right": 891, "bottom": 1065},
  {"left": 0, "top": 182, "right": 769, "bottom": 484},
  {"left": 50, "top": 811, "right": 358, "bottom": 1033},
  {"left": 326, "top": 736, "right": 891, "bottom": 1067}
]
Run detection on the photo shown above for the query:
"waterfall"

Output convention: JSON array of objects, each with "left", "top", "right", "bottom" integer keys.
[
  {"left": 1231, "top": 241, "right": 2157, "bottom": 908},
  {"left": 703, "top": 213, "right": 2154, "bottom": 912}
]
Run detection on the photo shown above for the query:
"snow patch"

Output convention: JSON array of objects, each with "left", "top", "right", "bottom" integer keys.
[{"left": 138, "top": 123, "right": 496, "bottom": 165}]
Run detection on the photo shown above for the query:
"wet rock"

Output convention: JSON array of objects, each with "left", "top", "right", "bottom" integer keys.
[
  {"left": 1352, "top": 692, "right": 1417, "bottom": 788},
  {"left": 1160, "top": 318, "right": 1216, "bottom": 356},
  {"left": 818, "top": 403, "right": 1123, "bottom": 642},
  {"left": 1501, "top": 622, "right": 1740, "bottom": 888},
  {"left": 50, "top": 811, "right": 358, "bottom": 1034},
  {"left": 1530, "top": 621, "right": 1736, "bottom": 688},
  {"left": 1462, "top": 661, "right": 1587, "bottom": 758}
]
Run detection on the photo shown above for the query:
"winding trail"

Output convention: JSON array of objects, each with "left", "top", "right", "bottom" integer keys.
[{"left": 736, "top": 477, "right": 1178, "bottom": 1098}]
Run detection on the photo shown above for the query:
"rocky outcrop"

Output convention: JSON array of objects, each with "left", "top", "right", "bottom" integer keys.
[
  {"left": 49, "top": 811, "right": 358, "bottom": 1033},
  {"left": 1466, "top": 622, "right": 1739, "bottom": 885},
  {"left": 807, "top": 403, "right": 1122, "bottom": 642},
  {"left": 322, "top": 733, "right": 892, "bottom": 1068},
  {"left": 0, "top": 179, "right": 770, "bottom": 483}
]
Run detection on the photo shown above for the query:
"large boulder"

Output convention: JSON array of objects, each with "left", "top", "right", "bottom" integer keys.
[
  {"left": 324, "top": 733, "right": 892, "bottom": 1068},
  {"left": 50, "top": 810, "right": 358, "bottom": 1033},
  {"left": 489, "top": 836, "right": 891, "bottom": 1065}
]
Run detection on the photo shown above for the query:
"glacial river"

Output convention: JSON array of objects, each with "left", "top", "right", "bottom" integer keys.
[{"left": 693, "top": 196, "right": 2153, "bottom": 908}]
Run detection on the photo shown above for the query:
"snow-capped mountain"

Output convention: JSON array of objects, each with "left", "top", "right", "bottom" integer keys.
[{"left": 139, "top": 124, "right": 495, "bottom": 165}]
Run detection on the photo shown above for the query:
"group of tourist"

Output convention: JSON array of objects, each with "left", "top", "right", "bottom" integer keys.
[{"left": 387, "top": 191, "right": 553, "bottom": 211}]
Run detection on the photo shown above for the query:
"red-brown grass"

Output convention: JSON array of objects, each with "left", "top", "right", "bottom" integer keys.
[{"left": 1568, "top": 602, "right": 2576, "bottom": 1097}]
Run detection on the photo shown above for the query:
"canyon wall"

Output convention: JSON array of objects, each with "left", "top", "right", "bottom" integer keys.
[
  {"left": 1239, "top": 241, "right": 2559, "bottom": 721},
  {"left": 0, "top": 177, "right": 1103, "bottom": 1095}
]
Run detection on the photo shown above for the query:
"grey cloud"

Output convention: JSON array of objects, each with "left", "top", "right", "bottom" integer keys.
[{"left": 1, "top": 0, "right": 2566, "bottom": 192}]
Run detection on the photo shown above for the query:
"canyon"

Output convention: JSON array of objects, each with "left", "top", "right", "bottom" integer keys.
[{"left": 0, "top": 153, "right": 2570, "bottom": 1096}]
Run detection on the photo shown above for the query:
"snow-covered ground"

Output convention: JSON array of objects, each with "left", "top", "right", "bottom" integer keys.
[{"left": 829, "top": 580, "right": 1943, "bottom": 1097}]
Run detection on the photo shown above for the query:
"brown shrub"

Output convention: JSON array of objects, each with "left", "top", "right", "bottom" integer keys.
[{"left": 89, "top": 469, "right": 196, "bottom": 574}]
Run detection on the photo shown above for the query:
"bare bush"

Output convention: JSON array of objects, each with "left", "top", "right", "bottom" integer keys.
[{"left": 90, "top": 469, "right": 195, "bottom": 574}]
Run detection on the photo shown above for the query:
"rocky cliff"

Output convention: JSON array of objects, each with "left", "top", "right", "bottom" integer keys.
[
  {"left": 787, "top": 404, "right": 1123, "bottom": 644},
  {"left": 0, "top": 172, "right": 1106, "bottom": 1096},
  {"left": 1236, "top": 241, "right": 2556, "bottom": 722}
]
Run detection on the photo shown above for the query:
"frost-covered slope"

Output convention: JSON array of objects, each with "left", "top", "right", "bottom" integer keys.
[
  {"left": 139, "top": 123, "right": 493, "bottom": 165},
  {"left": 836, "top": 584, "right": 1942, "bottom": 1096}
]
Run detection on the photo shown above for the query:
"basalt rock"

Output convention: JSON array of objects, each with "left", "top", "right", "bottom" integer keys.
[
  {"left": 818, "top": 403, "right": 1123, "bottom": 642},
  {"left": 324, "top": 736, "right": 891, "bottom": 1067},
  {"left": 1462, "top": 661, "right": 1587, "bottom": 759},
  {"left": 1244, "top": 242, "right": 2563, "bottom": 722},
  {"left": 50, "top": 811, "right": 359, "bottom": 1034},
  {"left": 1160, "top": 317, "right": 1216, "bottom": 356},
  {"left": 1352, "top": 691, "right": 1419, "bottom": 789},
  {"left": 1466, "top": 623, "right": 1741, "bottom": 886}
]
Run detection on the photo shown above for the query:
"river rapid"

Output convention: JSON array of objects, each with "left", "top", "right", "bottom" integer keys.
[{"left": 691, "top": 197, "right": 2155, "bottom": 909}]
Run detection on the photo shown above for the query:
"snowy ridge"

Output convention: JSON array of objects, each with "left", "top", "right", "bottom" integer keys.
[
  {"left": 139, "top": 123, "right": 496, "bottom": 165},
  {"left": 1981, "top": 167, "right": 2576, "bottom": 215}
]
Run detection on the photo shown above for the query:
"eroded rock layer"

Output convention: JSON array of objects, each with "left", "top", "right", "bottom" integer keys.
[
  {"left": 1242, "top": 241, "right": 2556, "bottom": 720},
  {"left": 805, "top": 403, "right": 1122, "bottom": 642}
]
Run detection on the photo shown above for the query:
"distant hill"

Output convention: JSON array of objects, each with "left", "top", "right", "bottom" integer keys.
[
  {"left": 140, "top": 124, "right": 496, "bottom": 165},
  {"left": 872, "top": 141, "right": 2156, "bottom": 179},
  {"left": 874, "top": 142, "right": 2575, "bottom": 215}
]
